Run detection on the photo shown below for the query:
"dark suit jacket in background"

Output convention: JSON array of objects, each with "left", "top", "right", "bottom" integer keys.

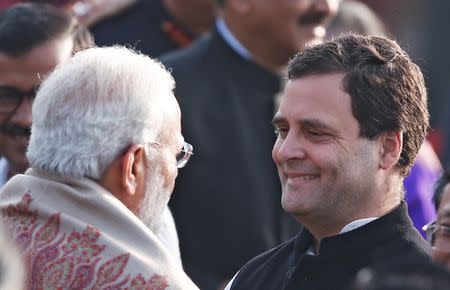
[
  {"left": 91, "top": 0, "right": 192, "bottom": 57},
  {"left": 161, "top": 29, "right": 300, "bottom": 290}
]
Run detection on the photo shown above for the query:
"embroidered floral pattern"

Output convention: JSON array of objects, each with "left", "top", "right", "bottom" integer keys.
[
  {"left": 2, "top": 194, "right": 169, "bottom": 290},
  {"left": 126, "top": 274, "right": 169, "bottom": 290},
  {"left": 92, "top": 253, "right": 130, "bottom": 289},
  {"left": 62, "top": 227, "right": 105, "bottom": 265},
  {"left": 4, "top": 192, "right": 38, "bottom": 250}
]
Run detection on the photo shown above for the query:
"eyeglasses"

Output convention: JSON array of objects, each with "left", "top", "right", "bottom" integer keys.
[
  {"left": 0, "top": 87, "right": 37, "bottom": 114},
  {"left": 149, "top": 141, "right": 193, "bottom": 168},
  {"left": 422, "top": 221, "right": 450, "bottom": 252}
]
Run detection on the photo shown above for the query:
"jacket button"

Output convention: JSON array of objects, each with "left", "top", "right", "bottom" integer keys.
[{"left": 286, "top": 267, "right": 296, "bottom": 279}]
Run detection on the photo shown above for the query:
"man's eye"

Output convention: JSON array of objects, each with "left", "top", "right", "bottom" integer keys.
[
  {"left": 307, "top": 130, "right": 324, "bottom": 137},
  {"left": 439, "top": 225, "right": 450, "bottom": 236},
  {"left": 274, "top": 128, "right": 288, "bottom": 138}
]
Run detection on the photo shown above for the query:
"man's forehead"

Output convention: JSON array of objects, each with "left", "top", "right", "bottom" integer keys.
[
  {"left": 0, "top": 54, "right": 40, "bottom": 90},
  {"left": 0, "top": 36, "right": 74, "bottom": 90},
  {"left": 279, "top": 75, "right": 350, "bottom": 114}
]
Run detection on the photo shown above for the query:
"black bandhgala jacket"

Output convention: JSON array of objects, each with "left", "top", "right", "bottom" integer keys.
[{"left": 230, "top": 201, "right": 431, "bottom": 290}]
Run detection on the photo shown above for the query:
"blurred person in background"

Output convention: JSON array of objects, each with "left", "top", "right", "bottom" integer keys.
[
  {"left": 0, "top": 0, "right": 136, "bottom": 28},
  {"left": 0, "top": 46, "right": 199, "bottom": 289},
  {"left": 326, "top": 0, "right": 441, "bottom": 235},
  {"left": 161, "top": 1, "right": 340, "bottom": 289},
  {"left": 352, "top": 257, "right": 450, "bottom": 290},
  {"left": 326, "top": 0, "right": 386, "bottom": 38},
  {"left": 441, "top": 100, "right": 450, "bottom": 168},
  {"left": 0, "top": 0, "right": 216, "bottom": 58},
  {"left": 90, "top": 0, "right": 216, "bottom": 57},
  {"left": 423, "top": 169, "right": 450, "bottom": 269},
  {"left": 0, "top": 3, "right": 92, "bottom": 186}
]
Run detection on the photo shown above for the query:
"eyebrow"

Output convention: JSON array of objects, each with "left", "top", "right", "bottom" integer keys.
[
  {"left": 272, "top": 115, "right": 286, "bottom": 127},
  {"left": 272, "top": 115, "right": 336, "bottom": 132}
]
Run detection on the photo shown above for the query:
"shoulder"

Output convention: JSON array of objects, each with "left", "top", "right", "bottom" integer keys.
[
  {"left": 161, "top": 31, "right": 229, "bottom": 72},
  {"left": 370, "top": 214, "right": 431, "bottom": 265}
]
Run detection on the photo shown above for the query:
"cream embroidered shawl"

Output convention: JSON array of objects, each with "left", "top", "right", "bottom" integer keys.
[{"left": 0, "top": 168, "right": 199, "bottom": 290}]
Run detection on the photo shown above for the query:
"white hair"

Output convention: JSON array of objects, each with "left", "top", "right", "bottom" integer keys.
[{"left": 27, "top": 46, "right": 177, "bottom": 179}]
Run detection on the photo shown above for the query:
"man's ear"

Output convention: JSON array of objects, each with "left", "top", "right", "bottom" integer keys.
[
  {"left": 122, "top": 144, "right": 146, "bottom": 196},
  {"left": 378, "top": 131, "right": 403, "bottom": 170}
]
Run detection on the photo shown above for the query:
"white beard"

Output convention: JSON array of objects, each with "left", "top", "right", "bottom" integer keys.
[{"left": 138, "top": 166, "right": 171, "bottom": 232}]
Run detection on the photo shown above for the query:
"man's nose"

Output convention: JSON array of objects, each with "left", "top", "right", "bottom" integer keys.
[
  {"left": 9, "top": 97, "right": 32, "bottom": 127},
  {"left": 313, "top": 0, "right": 331, "bottom": 12},
  {"left": 273, "top": 134, "right": 307, "bottom": 163}
]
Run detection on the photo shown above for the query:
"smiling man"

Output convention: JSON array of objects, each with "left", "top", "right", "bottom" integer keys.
[{"left": 226, "top": 34, "right": 431, "bottom": 290}]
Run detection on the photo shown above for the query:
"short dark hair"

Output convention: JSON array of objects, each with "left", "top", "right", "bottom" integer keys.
[
  {"left": 288, "top": 34, "right": 429, "bottom": 176},
  {"left": 0, "top": 3, "right": 93, "bottom": 57},
  {"left": 433, "top": 168, "right": 450, "bottom": 210}
]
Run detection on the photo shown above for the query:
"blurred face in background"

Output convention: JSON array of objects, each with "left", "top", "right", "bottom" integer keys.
[
  {"left": 0, "top": 37, "right": 73, "bottom": 173},
  {"left": 245, "top": 0, "right": 340, "bottom": 57},
  {"left": 431, "top": 184, "right": 450, "bottom": 269}
]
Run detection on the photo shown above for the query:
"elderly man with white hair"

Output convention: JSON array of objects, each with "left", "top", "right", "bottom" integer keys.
[{"left": 0, "top": 46, "right": 198, "bottom": 290}]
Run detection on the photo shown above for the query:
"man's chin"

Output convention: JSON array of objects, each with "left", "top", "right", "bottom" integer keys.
[
  {"left": 3, "top": 154, "right": 29, "bottom": 175},
  {"left": 298, "top": 26, "right": 326, "bottom": 49},
  {"left": 138, "top": 192, "right": 169, "bottom": 233},
  {"left": 2, "top": 137, "right": 30, "bottom": 171}
]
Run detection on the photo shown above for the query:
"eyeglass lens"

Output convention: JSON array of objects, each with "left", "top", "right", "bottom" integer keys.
[
  {"left": 425, "top": 223, "right": 450, "bottom": 253},
  {"left": 0, "top": 87, "right": 37, "bottom": 114},
  {"left": 176, "top": 142, "right": 193, "bottom": 168}
]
